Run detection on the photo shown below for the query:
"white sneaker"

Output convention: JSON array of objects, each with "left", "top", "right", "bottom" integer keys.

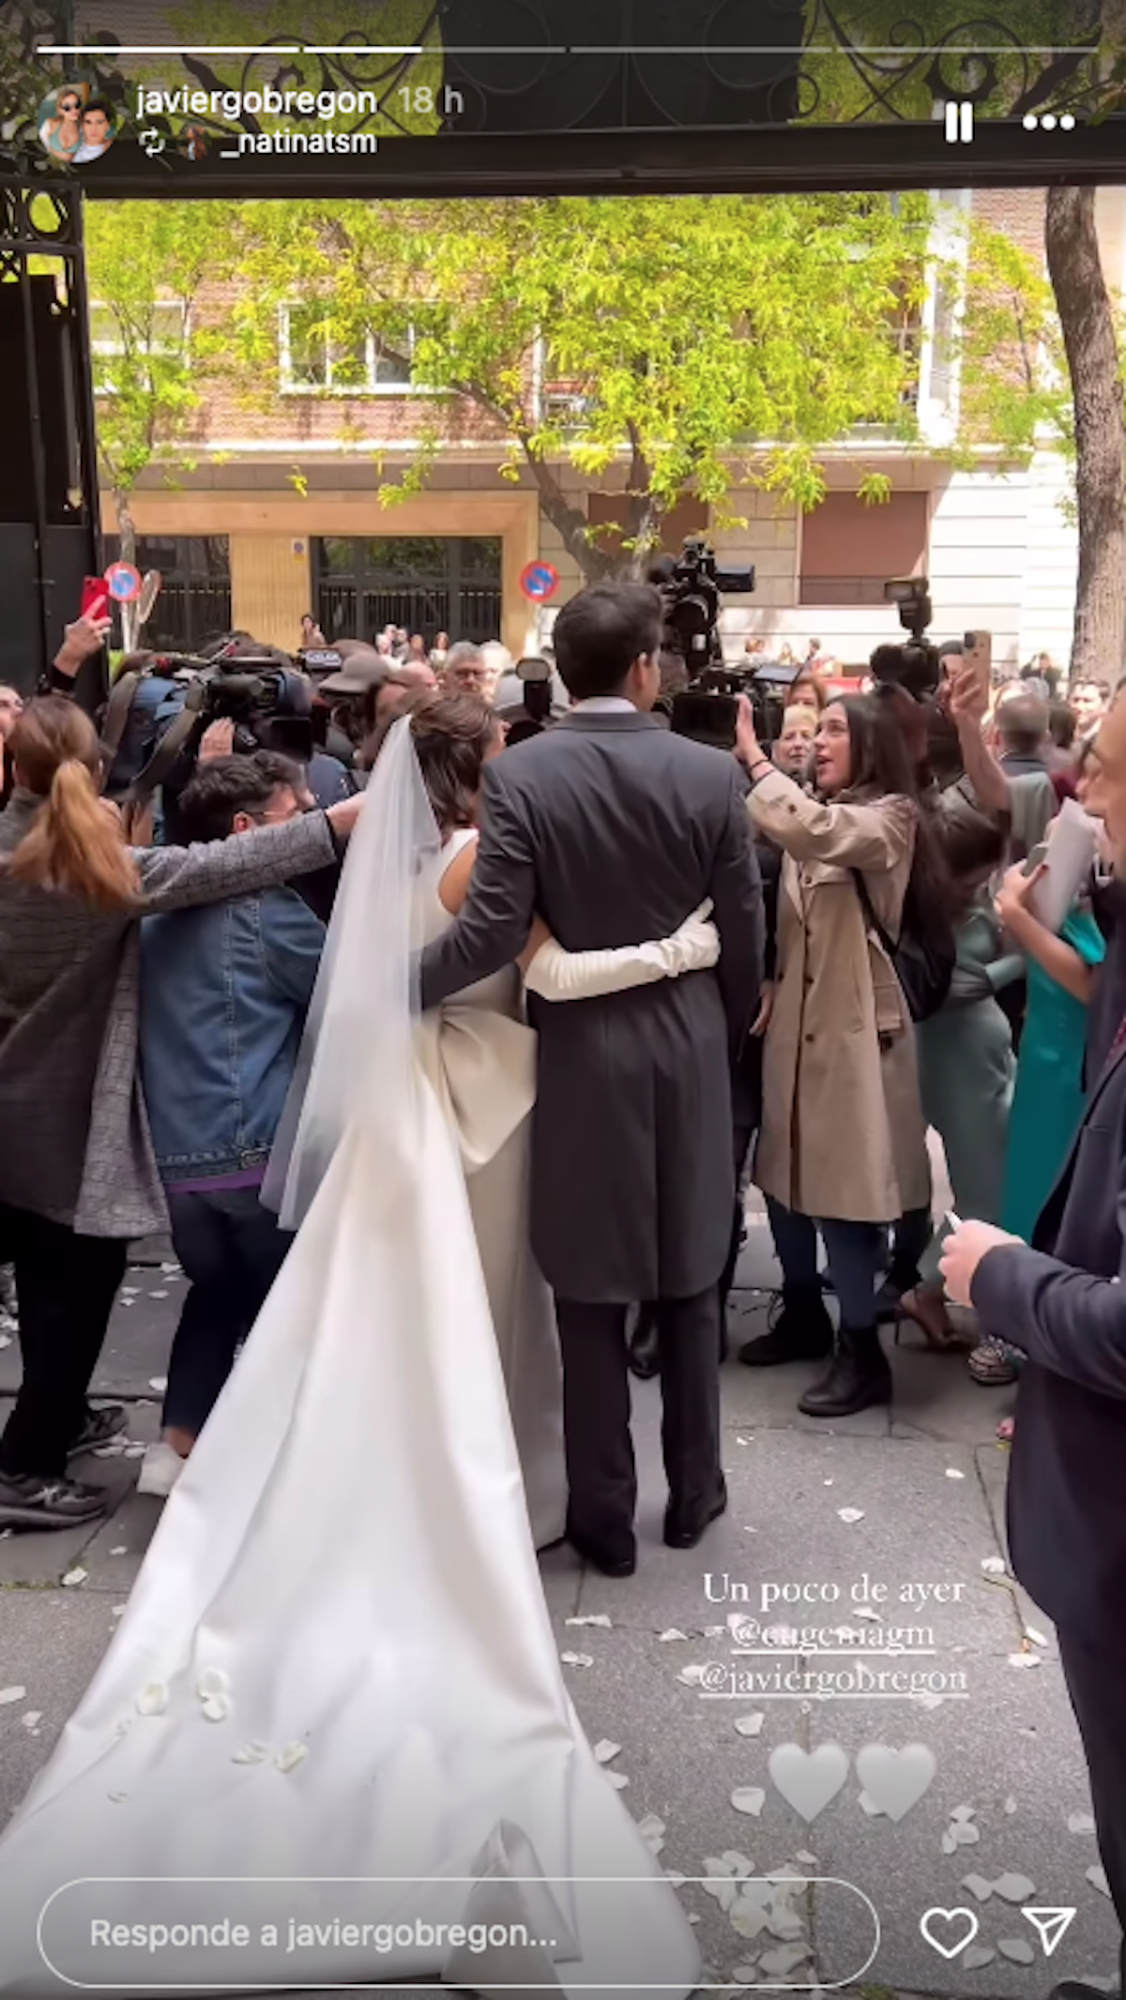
[{"left": 136, "top": 1442, "right": 187, "bottom": 1499}]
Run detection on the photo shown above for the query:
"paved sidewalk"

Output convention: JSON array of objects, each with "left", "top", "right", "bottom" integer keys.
[{"left": 0, "top": 1209, "right": 1119, "bottom": 1999}]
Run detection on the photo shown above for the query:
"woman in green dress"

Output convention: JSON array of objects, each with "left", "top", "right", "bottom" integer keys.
[{"left": 967, "top": 857, "right": 1105, "bottom": 1385}]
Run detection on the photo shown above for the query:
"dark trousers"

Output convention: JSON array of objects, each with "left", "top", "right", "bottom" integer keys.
[
  {"left": 164, "top": 1187, "right": 290, "bottom": 1438},
  {"left": 0, "top": 1202, "right": 127, "bottom": 1479},
  {"left": 767, "top": 1198, "right": 884, "bottom": 1328},
  {"left": 556, "top": 1288, "right": 722, "bottom": 1548},
  {"left": 1058, "top": 1626, "right": 1126, "bottom": 1993}
]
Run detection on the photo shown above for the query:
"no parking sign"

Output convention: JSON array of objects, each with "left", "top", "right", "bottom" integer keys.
[
  {"left": 104, "top": 561, "right": 142, "bottom": 603},
  {"left": 519, "top": 560, "right": 560, "bottom": 603}
]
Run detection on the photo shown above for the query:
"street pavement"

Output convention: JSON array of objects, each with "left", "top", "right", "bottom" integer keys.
[{"left": 0, "top": 1203, "right": 1120, "bottom": 2000}]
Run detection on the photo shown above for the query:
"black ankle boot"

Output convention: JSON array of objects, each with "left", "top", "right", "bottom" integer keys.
[
  {"left": 739, "top": 1283, "right": 834, "bottom": 1367},
  {"left": 798, "top": 1324, "right": 892, "bottom": 1418}
]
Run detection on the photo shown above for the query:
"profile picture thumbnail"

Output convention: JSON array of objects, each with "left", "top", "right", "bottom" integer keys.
[{"left": 37, "top": 83, "right": 119, "bottom": 163}]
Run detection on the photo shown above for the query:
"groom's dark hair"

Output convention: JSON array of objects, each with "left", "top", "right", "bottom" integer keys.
[{"left": 552, "top": 583, "right": 662, "bottom": 702}]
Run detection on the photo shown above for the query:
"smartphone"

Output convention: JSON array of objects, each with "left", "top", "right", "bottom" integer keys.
[
  {"left": 1023, "top": 841, "right": 1048, "bottom": 878},
  {"left": 962, "top": 629, "right": 992, "bottom": 699},
  {"left": 80, "top": 576, "right": 108, "bottom": 621}
]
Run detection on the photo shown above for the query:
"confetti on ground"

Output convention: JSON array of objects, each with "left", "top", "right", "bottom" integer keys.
[
  {"left": 605, "top": 1771, "right": 630, "bottom": 1791},
  {"left": 565, "top": 1614, "right": 611, "bottom": 1629},
  {"left": 148, "top": 1377, "right": 168, "bottom": 1393},
  {"left": 981, "top": 1555, "right": 1007, "bottom": 1574},
  {"left": 945, "top": 1468, "right": 966, "bottom": 1479},
  {"left": 1008, "top": 1650, "right": 1041, "bottom": 1669},
  {"left": 61, "top": 1568, "right": 87, "bottom": 1588},
  {"left": 657, "top": 1628, "right": 688, "bottom": 1642},
  {"left": 149, "top": 1291, "right": 169, "bottom": 1300},
  {"left": 836, "top": 1508, "right": 864, "bottom": 1524},
  {"left": 0, "top": 1688, "right": 26, "bottom": 1706},
  {"left": 593, "top": 1739, "right": 621, "bottom": 1764},
  {"left": 21, "top": 1712, "right": 41, "bottom": 1730},
  {"left": 734, "top": 1713, "right": 765, "bottom": 1737},
  {"left": 636, "top": 1814, "right": 665, "bottom": 1854},
  {"left": 560, "top": 1651, "right": 593, "bottom": 1668},
  {"left": 992, "top": 1872, "right": 1036, "bottom": 1902},
  {"left": 730, "top": 1787, "right": 766, "bottom": 1817}
]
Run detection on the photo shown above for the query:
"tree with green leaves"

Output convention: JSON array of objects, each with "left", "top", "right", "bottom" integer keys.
[
  {"left": 83, "top": 200, "right": 243, "bottom": 643},
  {"left": 232, "top": 192, "right": 933, "bottom": 580}
]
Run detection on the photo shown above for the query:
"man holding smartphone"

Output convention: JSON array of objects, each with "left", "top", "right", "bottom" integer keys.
[{"left": 942, "top": 686, "right": 1126, "bottom": 2000}]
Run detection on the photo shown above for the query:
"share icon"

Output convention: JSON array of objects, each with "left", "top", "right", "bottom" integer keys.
[{"left": 1021, "top": 1906, "right": 1078, "bottom": 1957}]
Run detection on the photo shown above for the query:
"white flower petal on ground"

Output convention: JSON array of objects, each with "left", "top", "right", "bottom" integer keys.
[
  {"left": 702, "top": 1625, "right": 725, "bottom": 1638},
  {"left": 1008, "top": 1651, "right": 1041, "bottom": 1669},
  {"left": 565, "top": 1614, "right": 611, "bottom": 1628},
  {"left": 981, "top": 1555, "right": 1007, "bottom": 1574},
  {"left": 677, "top": 1663, "right": 707, "bottom": 1686},
  {"left": 1024, "top": 1625, "right": 1050, "bottom": 1647},
  {"left": 109, "top": 1547, "right": 127, "bottom": 1557},
  {"left": 201, "top": 1693, "right": 231, "bottom": 1722},
  {"left": 275, "top": 1742, "right": 308, "bottom": 1774},
  {"left": 664, "top": 1870, "right": 687, "bottom": 1888},
  {"left": 0, "top": 1334, "right": 11, "bottom": 1350},
  {"left": 148, "top": 1377, "right": 168, "bottom": 1392},
  {"left": 560, "top": 1651, "right": 593, "bottom": 1668},
  {"left": 232, "top": 1743, "right": 269, "bottom": 1765},
  {"left": 794, "top": 1850, "right": 818, "bottom": 1866},
  {"left": 21, "top": 1712, "right": 42, "bottom": 1730},
  {"left": 593, "top": 1739, "right": 621, "bottom": 1764},
  {"left": 720, "top": 1852, "right": 754, "bottom": 1877},
  {"left": 61, "top": 1569, "right": 87, "bottom": 1588},
  {"left": 135, "top": 1684, "right": 168, "bottom": 1717},
  {"left": 859, "top": 1791, "right": 886, "bottom": 1817},
  {"left": 962, "top": 1944, "right": 997, "bottom": 1970},
  {"left": 657, "top": 1628, "right": 688, "bottom": 1642},
  {"left": 941, "top": 1830, "right": 958, "bottom": 1855},
  {"left": 731, "top": 1965, "right": 760, "bottom": 1985},
  {"left": 854, "top": 1607, "right": 882, "bottom": 1623},
  {"left": 197, "top": 1668, "right": 230, "bottom": 1699},
  {"left": 734, "top": 1713, "right": 765, "bottom": 1737},
  {"left": 911, "top": 1690, "right": 946, "bottom": 1710},
  {"left": 111, "top": 1605, "right": 126, "bottom": 1618},
  {"left": 998, "top": 1938, "right": 1035, "bottom": 1964},
  {"left": 1087, "top": 1864, "right": 1111, "bottom": 1897},
  {"left": 730, "top": 1787, "right": 766, "bottom": 1817},
  {"left": 149, "top": 1291, "right": 169, "bottom": 1300},
  {"left": 701, "top": 1876, "right": 739, "bottom": 1913},
  {"left": 962, "top": 1874, "right": 994, "bottom": 1901},
  {"left": 759, "top": 1943, "right": 811, "bottom": 1977},
  {"left": 765, "top": 1909, "right": 806, "bottom": 1941},
  {"left": 605, "top": 1771, "right": 630, "bottom": 1790},
  {"left": 945, "top": 1468, "right": 966, "bottom": 1479},
  {"left": 0, "top": 1688, "right": 26, "bottom": 1707},
  {"left": 992, "top": 1872, "right": 1036, "bottom": 1902},
  {"left": 951, "top": 1823, "right": 981, "bottom": 1846},
  {"left": 836, "top": 1508, "right": 864, "bottom": 1524},
  {"left": 1003, "top": 1795, "right": 1018, "bottom": 1814},
  {"left": 951, "top": 1804, "right": 976, "bottom": 1822},
  {"left": 637, "top": 1813, "right": 665, "bottom": 1854},
  {"left": 1068, "top": 1811, "right": 1096, "bottom": 1834}
]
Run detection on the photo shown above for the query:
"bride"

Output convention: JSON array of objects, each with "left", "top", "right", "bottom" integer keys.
[{"left": 0, "top": 697, "right": 718, "bottom": 1998}]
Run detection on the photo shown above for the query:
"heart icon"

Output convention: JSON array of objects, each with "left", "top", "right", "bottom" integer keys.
[
  {"left": 920, "top": 1907, "right": 980, "bottom": 1960},
  {"left": 767, "top": 1742, "right": 850, "bottom": 1823},
  {"left": 855, "top": 1742, "right": 937, "bottom": 1822}
]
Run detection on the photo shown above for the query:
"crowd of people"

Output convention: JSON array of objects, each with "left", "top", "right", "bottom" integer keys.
[{"left": 0, "top": 588, "right": 1124, "bottom": 2000}]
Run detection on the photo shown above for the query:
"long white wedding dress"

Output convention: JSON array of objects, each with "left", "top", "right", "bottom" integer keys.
[{"left": 0, "top": 723, "right": 699, "bottom": 1999}]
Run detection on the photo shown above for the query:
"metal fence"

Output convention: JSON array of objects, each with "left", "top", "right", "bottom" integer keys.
[{"left": 317, "top": 581, "right": 502, "bottom": 649}]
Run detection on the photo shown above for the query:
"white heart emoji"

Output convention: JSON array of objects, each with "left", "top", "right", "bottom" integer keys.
[
  {"left": 855, "top": 1741, "right": 937, "bottom": 1822},
  {"left": 767, "top": 1741, "right": 850, "bottom": 1822},
  {"left": 920, "top": 1907, "right": 980, "bottom": 1960}
]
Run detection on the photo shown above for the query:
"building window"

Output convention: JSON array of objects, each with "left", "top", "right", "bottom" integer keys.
[
  {"left": 90, "top": 299, "right": 188, "bottom": 395},
  {"left": 279, "top": 303, "right": 415, "bottom": 394},
  {"left": 799, "top": 491, "right": 928, "bottom": 606}
]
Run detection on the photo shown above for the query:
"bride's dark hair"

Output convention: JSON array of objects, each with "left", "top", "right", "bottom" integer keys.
[{"left": 383, "top": 691, "right": 502, "bottom": 837}]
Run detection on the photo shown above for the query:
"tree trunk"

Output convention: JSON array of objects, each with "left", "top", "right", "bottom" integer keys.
[
  {"left": 114, "top": 488, "right": 139, "bottom": 652},
  {"left": 1044, "top": 184, "right": 1126, "bottom": 683},
  {"left": 517, "top": 445, "right": 617, "bottom": 584}
]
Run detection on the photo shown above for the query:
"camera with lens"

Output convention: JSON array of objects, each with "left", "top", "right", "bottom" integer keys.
[
  {"left": 495, "top": 656, "right": 569, "bottom": 745},
  {"left": 192, "top": 654, "right": 315, "bottom": 763},
  {"left": 870, "top": 577, "right": 941, "bottom": 701},
  {"left": 658, "top": 537, "right": 770, "bottom": 751}
]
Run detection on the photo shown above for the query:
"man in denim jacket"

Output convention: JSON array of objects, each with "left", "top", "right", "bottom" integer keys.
[{"left": 137, "top": 752, "right": 325, "bottom": 1495}]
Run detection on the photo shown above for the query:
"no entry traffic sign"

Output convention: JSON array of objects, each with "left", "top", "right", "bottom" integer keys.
[{"left": 519, "top": 560, "right": 560, "bottom": 603}]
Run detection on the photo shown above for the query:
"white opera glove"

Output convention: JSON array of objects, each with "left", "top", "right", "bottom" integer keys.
[{"left": 523, "top": 900, "right": 720, "bottom": 1001}]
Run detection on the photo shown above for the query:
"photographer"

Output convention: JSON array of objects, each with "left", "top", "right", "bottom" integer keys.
[{"left": 136, "top": 752, "right": 327, "bottom": 1498}]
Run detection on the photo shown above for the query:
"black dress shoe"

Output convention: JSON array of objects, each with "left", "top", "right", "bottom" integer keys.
[
  {"left": 664, "top": 1477, "right": 728, "bottom": 1550},
  {"left": 627, "top": 1306, "right": 660, "bottom": 1381},
  {"left": 566, "top": 1525, "right": 636, "bottom": 1578}
]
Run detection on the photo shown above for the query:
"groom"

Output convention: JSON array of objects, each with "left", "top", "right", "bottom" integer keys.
[{"left": 419, "top": 582, "right": 764, "bottom": 1575}]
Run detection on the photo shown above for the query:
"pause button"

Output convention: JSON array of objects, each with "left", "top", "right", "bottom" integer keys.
[{"left": 944, "top": 101, "right": 974, "bottom": 143}]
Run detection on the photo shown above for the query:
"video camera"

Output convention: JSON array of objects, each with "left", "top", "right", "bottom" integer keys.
[
  {"left": 870, "top": 577, "right": 941, "bottom": 701},
  {"left": 102, "top": 639, "right": 316, "bottom": 807},
  {"left": 658, "top": 537, "right": 769, "bottom": 751},
  {"left": 495, "top": 657, "right": 568, "bottom": 745}
]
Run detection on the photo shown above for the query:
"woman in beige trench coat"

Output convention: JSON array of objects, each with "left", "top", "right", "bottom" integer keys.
[{"left": 735, "top": 690, "right": 949, "bottom": 1419}]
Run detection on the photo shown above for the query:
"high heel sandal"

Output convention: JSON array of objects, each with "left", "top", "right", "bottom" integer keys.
[{"left": 892, "top": 1286, "right": 962, "bottom": 1352}]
